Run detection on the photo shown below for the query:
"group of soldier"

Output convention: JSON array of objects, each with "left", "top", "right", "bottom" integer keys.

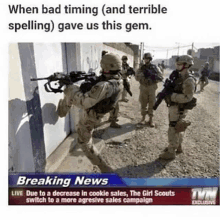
[{"left": 57, "top": 50, "right": 211, "bottom": 161}]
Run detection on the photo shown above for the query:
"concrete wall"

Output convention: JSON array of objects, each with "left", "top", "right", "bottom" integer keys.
[
  {"left": 9, "top": 43, "right": 35, "bottom": 172},
  {"left": 80, "top": 43, "right": 103, "bottom": 73},
  {"left": 34, "top": 43, "right": 70, "bottom": 157},
  {"left": 9, "top": 43, "right": 70, "bottom": 172},
  {"left": 213, "top": 60, "right": 220, "bottom": 73}
]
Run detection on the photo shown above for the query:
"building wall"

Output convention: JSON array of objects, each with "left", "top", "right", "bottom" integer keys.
[
  {"left": 80, "top": 43, "right": 103, "bottom": 73},
  {"left": 213, "top": 60, "right": 220, "bottom": 73},
  {"left": 104, "top": 43, "right": 134, "bottom": 56},
  {"left": 9, "top": 43, "right": 70, "bottom": 172},
  {"left": 34, "top": 43, "right": 70, "bottom": 158},
  {"left": 9, "top": 43, "right": 35, "bottom": 172}
]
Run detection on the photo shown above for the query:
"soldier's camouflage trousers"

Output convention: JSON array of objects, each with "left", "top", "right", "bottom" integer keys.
[
  {"left": 121, "top": 77, "right": 131, "bottom": 100},
  {"left": 139, "top": 84, "right": 157, "bottom": 117},
  {"left": 168, "top": 105, "right": 188, "bottom": 151},
  {"left": 77, "top": 109, "right": 104, "bottom": 149},
  {"left": 77, "top": 104, "right": 119, "bottom": 149},
  {"left": 200, "top": 76, "right": 209, "bottom": 91},
  {"left": 108, "top": 102, "right": 119, "bottom": 122}
]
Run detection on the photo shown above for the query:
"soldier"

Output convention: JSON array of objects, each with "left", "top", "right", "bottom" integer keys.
[
  {"left": 159, "top": 55, "right": 196, "bottom": 160},
  {"left": 120, "top": 55, "right": 134, "bottom": 102},
  {"left": 197, "top": 62, "right": 210, "bottom": 92},
  {"left": 135, "top": 53, "right": 163, "bottom": 127},
  {"left": 158, "top": 63, "right": 163, "bottom": 73},
  {"left": 57, "top": 53, "right": 123, "bottom": 152},
  {"left": 161, "top": 60, "right": 166, "bottom": 74}
]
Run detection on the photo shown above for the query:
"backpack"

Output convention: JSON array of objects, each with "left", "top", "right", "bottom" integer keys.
[{"left": 89, "top": 80, "right": 121, "bottom": 114}]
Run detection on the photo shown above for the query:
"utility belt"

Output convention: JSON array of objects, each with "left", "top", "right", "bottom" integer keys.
[
  {"left": 170, "top": 97, "right": 197, "bottom": 110},
  {"left": 140, "top": 78, "right": 156, "bottom": 87}
]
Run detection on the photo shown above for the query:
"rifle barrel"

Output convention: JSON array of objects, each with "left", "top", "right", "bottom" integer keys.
[{"left": 31, "top": 77, "right": 49, "bottom": 81}]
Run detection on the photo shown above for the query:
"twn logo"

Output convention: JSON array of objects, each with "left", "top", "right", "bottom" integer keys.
[{"left": 191, "top": 187, "right": 218, "bottom": 205}]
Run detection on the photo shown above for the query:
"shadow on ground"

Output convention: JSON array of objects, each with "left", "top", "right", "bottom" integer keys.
[{"left": 113, "top": 158, "right": 172, "bottom": 178}]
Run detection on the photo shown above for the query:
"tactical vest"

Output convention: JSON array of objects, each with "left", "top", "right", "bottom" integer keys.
[
  {"left": 89, "top": 79, "right": 121, "bottom": 114},
  {"left": 173, "top": 74, "right": 197, "bottom": 94},
  {"left": 201, "top": 68, "right": 210, "bottom": 77},
  {"left": 172, "top": 74, "right": 197, "bottom": 110},
  {"left": 141, "top": 63, "right": 157, "bottom": 74}
]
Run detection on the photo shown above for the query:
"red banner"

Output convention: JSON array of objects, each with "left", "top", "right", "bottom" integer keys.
[{"left": 9, "top": 187, "right": 219, "bottom": 205}]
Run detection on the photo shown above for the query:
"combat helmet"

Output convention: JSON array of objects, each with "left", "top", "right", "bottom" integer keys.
[
  {"left": 176, "top": 55, "right": 194, "bottom": 67},
  {"left": 122, "top": 55, "right": 128, "bottom": 61},
  {"left": 143, "top": 53, "right": 153, "bottom": 61},
  {"left": 101, "top": 53, "right": 122, "bottom": 72}
]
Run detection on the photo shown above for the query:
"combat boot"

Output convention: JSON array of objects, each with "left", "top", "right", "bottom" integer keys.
[
  {"left": 159, "top": 148, "right": 176, "bottom": 160},
  {"left": 57, "top": 99, "right": 71, "bottom": 118},
  {"left": 139, "top": 115, "right": 146, "bottom": 124},
  {"left": 148, "top": 116, "right": 155, "bottom": 127},
  {"left": 108, "top": 118, "right": 119, "bottom": 122},
  {"left": 163, "top": 145, "right": 183, "bottom": 154},
  {"left": 176, "top": 145, "right": 183, "bottom": 153},
  {"left": 110, "top": 121, "right": 121, "bottom": 128}
]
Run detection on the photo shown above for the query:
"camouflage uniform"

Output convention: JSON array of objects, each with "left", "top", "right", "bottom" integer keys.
[
  {"left": 57, "top": 53, "right": 123, "bottom": 152},
  {"left": 121, "top": 56, "right": 132, "bottom": 102},
  {"left": 198, "top": 62, "right": 210, "bottom": 91},
  {"left": 161, "top": 61, "right": 165, "bottom": 74},
  {"left": 160, "top": 55, "right": 196, "bottom": 159},
  {"left": 135, "top": 53, "right": 163, "bottom": 127}
]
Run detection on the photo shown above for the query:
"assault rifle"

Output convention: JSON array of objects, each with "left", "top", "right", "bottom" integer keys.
[
  {"left": 153, "top": 70, "right": 179, "bottom": 110},
  {"left": 143, "top": 68, "right": 163, "bottom": 82},
  {"left": 126, "top": 67, "right": 135, "bottom": 77},
  {"left": 31, "top": 71, "right": 99, "bottom": 94},
  {"left": 31, "top": 70, "right": 133, "bottom": 96}
]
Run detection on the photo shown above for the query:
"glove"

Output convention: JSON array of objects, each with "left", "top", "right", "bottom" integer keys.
[{"left": 175, "top": 120, "right": 191, "bottom": 133}]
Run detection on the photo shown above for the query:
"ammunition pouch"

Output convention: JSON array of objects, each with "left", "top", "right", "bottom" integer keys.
[
  {"left": 183, "top": 97, "right": 197, "bottom": 110},
  {"left": 175, "top": 120, "right": 191, "bottom": 133}
]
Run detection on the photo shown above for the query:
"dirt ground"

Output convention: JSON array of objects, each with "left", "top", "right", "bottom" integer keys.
[{"left": 98, "top": 69, "right": 219, "bottom": 178}]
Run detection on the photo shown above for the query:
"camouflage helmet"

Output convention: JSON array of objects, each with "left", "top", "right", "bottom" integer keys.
[
  {"left": 143, "top": 53, "right": 153, "bottom": 60},
  {"left": 122, "top": 55, "right": 128, "bottom": 61},
  {"left": 176, "top": 55, "right": 194, "bottom": 66},
  {"left": 100, "top": 53, "right": 122, "bottom": 72}
]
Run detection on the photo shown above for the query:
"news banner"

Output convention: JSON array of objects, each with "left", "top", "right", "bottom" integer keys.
[{"left": 9, "top": 174, "right": 219, "bottom": 205}]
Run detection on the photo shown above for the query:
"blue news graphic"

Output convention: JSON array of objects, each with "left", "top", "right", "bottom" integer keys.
[
  {"left": 123, "top": 178, "right": 219, "bottom": 187},
  {"left": 9, "top": 174, "right": 126, "bottom": 187},
  {"left": 9, "top": 174, "right": 219, "bottom": 188}
]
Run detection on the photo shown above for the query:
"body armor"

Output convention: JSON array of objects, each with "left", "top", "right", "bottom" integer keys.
[{"left": 89, "top": 79, "right": 121, "bottom": 114}]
